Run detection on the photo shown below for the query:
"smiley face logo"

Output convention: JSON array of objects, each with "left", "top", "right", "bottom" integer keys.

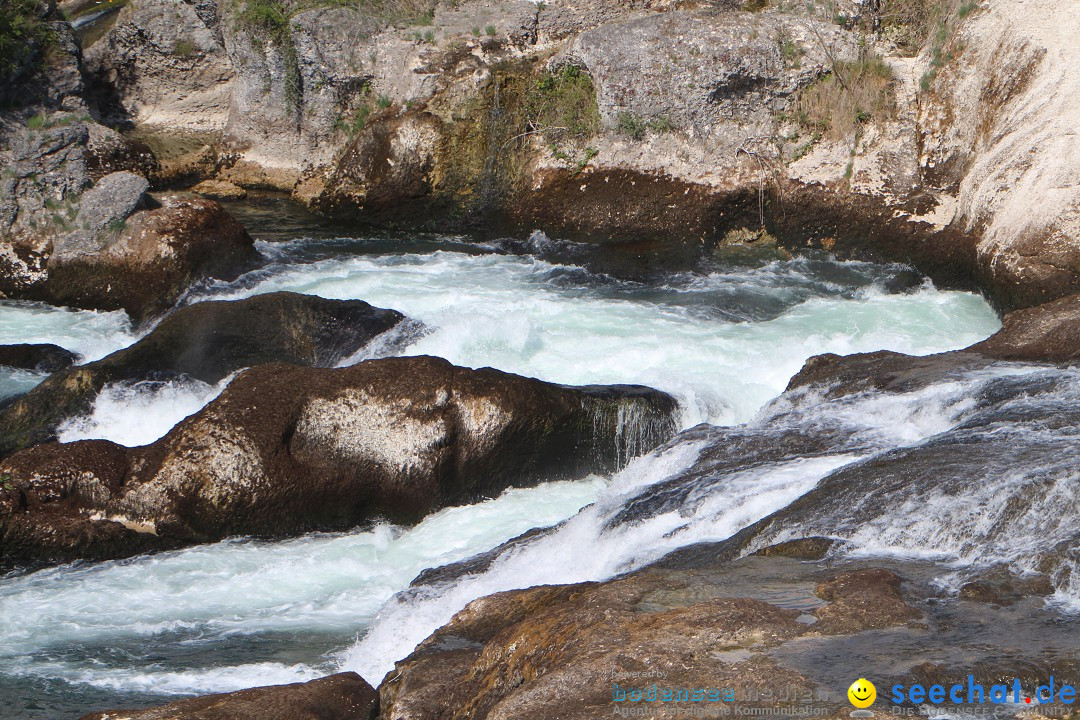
[{"left": 848, "top": 678, "right": 876, "bottom": 709}]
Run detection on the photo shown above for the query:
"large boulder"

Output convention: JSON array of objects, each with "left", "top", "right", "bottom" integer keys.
[
  {"left": 79, "top": 672, "right": 378, "bottom": 720},
  {"left": 0, "top": 356, "right": 677, "bottom": 566},
  {"left": 0, "top": 292, "right": 406, "bottom": 458},
  {"left": 0, "top": 343, "right": 78, "bottom": 373},
  {"left": 44, "top": 191, "right": 260, "bottom": 322},
  {"left": 379, "top": 566, "right": 917, "bottom": 720}
]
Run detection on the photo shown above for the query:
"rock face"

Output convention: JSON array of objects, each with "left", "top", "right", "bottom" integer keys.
[
  {"left": 0, "top": 292, "right": 405, "bottom": 458},
  {"left": 0, "top": 5, "right": 259, "bottom": 320},
  {"left": 82, "top": 0, "right": 1080, "bottom": 311},
  {"left": 0, "top": 356, "right": 677, "bottom": 566},
  {"left": 79, "top": 672, "right": 379, "bottom": 720},
  {"left": 84, "top": 0, "right": 235, "bottom": 132},
  {"left": 0, "top": 344, "right": 78, "bottom": 373},
  {"left": 379, "top": 566, "right": 918, "bottom": 720}
]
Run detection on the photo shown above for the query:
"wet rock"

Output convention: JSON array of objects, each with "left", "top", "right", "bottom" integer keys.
[
  {"left": 190, "top": 179, "right": 246, "bottom": 200},
  {"left": 382, "top": 563, "right": 919, "bottom": 719},
  {"left": 78, "top": 672, "right": 379, "bottom": 720},
  {"left": 0, "top": 344, "right": 78, "bottom": 373},
  {"left": 812, "top": 569, "right": 922, "bottom": 633},
  {"left": 381, "top": 573, "right": 814, "bottom": 720},
  {"left": 44, "top": 194, "right": 259, "bottom": 322},
  {"left": 884, "top": 269, "right": 925, "bottom": 294},
  {"left": 755, "top": 537, "right": 836, "bottom": 561},
  {"left": 0, "top": 356, "right": 677, "bottom": 566},
  {"left": 0, "top": 292, "right": 405, "bottom": 458},
  {"left": 969, "top": 293, "right": 1080, "bottom": 363},
  {"left": 957, "top": 566, "right": 1055, "bottom": 605},
  {"left": 784, "top": 350, "right": 990, "bottom": 397}
]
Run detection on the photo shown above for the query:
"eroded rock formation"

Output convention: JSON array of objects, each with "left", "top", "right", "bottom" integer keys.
[{"left": 0, "top": 356, "right": 677, "bottom": 566}]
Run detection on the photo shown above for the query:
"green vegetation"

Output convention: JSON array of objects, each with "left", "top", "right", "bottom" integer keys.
[
  {"left": 485, "top": 24, "right": 496, "bottom": 36},
  {"left": 26, "top": 112, "right": 91, "bottom": 130},
  {"left": 879, "top": 0, "right": 979, "bottom": 57},
  {"left": 615, "top": 111, "right": 676, "bottom": 141},
  {"left": 376, "top": 93, "right": 392, "bottom": 109},
  {"left": 173, "top": 38, "right": 200, "bottom": 57},
  {"left": 0, "top": 0, "right": 53, "bottom": 81},
  {"left": 336, "top": 101, "right": 372, "bottom": 137},
  {"left": 529, "top": 65, "right": 601, "bottom": 141},
  {"left": 790, "top": 52, "right": 895, "bottom": 141},
  {"left": 437, "top": 61, "right": 601, "bottom": 211},
  {"left": 105, "top": 217, "right": 128, "bottom": 236}
]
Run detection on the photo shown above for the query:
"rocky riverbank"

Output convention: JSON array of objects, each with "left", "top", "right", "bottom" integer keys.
[{"left": 2, "top": 0, "right": 1079, "bottom": 718}]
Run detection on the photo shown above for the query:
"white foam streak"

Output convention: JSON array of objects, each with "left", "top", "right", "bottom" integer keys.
[
  {"left": 338, "top": 443, "right": 852, "bottom": 684},
  {"left": 58, "top": 376, "right": 235, "bottom": 446},
  {"left": 11, "top": 661, "right": 327, "bottom": 696},
  {"left": 0, "top": 301, "right": 135, "bottom": 361}
]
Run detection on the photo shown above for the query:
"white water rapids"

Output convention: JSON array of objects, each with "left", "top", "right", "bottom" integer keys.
[{"left": 0, "top": 234, "right": 1024, "bottom": 718}]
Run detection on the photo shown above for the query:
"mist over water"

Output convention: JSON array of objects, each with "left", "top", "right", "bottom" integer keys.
[{"left": 0, "top": 231, "right": 1020, "bottom": 718}]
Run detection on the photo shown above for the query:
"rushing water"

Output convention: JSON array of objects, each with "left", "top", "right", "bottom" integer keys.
[{"left": 0, "top": 213, "right": 1021, "bottom": 719}]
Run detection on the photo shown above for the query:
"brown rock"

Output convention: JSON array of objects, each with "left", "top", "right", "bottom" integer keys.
[
  {"left": 969, "top": 293, "right": 1080, "bottom": 363},
  {"left": 957, "top": 566, "right": 1055, "bottom": 605},
  {"left": 813, "top": 569, "right": 922, "bottom": 633},
  {"left": 0, "top": 343, "right": 78, "bottom": 373},
  {"left": 0, "top": 356, "right": 677, "bottom": 566},
  {"left": 754, "top": 537, "right": 836, "bottom": 561},
  {"left": 190, "top": 179, "right": 247, "bottom": 200},
  {"left": 45, "top": 194, "right": 259, "bottom": 323},
  {"left": 382, "top": 563, "right": 921, "bottom": 720},
  {"left": 78, "top": 672, "right": 378, "bottom": 720}
]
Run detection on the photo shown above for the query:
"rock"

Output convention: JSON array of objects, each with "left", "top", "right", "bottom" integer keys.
[
  {"left": 56, "top": 170, "right": 149, "bottom": 243},
  {"left": 0, "top": 115, "right": 250, "bottom": 321},
  {"left": 380, "top": 564, "right": 918, "bottom": 719},
  {"left": 78, "top": 672, "right": 379, "bottom": 720},
  {"left": 0, "top": 343, "right": 78, "bottom": 373},
  {"left": 44, "top": 194, "right": 259, "bottom": 322},
  {"left": 754, "top": 536, "right": 836, "bottom": 561},
  {"left": 0, "top": 292, "right": 405, "bottom": 458},
  {"left": 84, "top": 0, "right": 234, "bottom": 132},
  {"left": 564, "top": 10, "right": 853, "bottom": 134},
  {"left": 784, "top": 350, "right": 990, "bottom": 397},
  {"left": 956, "top": 566, "right": 1055, "bottom": 605},
  {"left": 918, "top": 0, "right": 1080, "bottom": 311},
  {"left": 0, "top": 356, "right": 677, "bottom": 566},
  {"left": 190, "top": 179, "right": 246, "bottom": 200},
  {"left": 84, "top": 123, "right": 161, "bottom": 182},
  {"left": 812, "top": 569, "right": 922, "bottom": 633},
  {"left": 969, "top": 293, "right": 1080, "bottom": 363}
]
